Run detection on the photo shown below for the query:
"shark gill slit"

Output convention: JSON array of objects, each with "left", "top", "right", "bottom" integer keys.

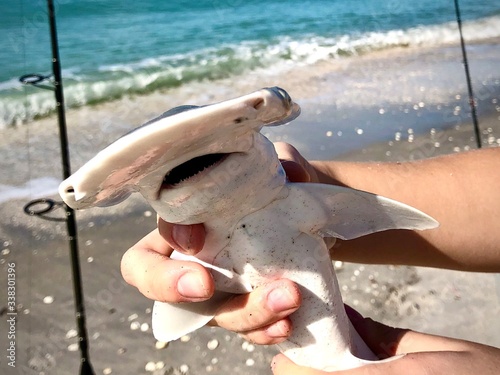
[{"left": 161, "top": 153, "right": 230, "bottom": 187}]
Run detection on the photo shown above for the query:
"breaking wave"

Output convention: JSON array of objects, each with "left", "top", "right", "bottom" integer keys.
[{"left": 1, "top": 14, "right": 499, "bottom": 128}]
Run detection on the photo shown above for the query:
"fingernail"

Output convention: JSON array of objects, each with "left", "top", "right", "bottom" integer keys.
[
  {"left": 266, "top": 320, "right": 291, "bottom": 338},
  {"left": 267, "top": 287, "right": 297, "bottom": 313},
  {"left": 172, "top": 225, "right": 194, "bottom": 253},
  {"left": 177, "top": 272, "right": 209, "bottom": 300}
]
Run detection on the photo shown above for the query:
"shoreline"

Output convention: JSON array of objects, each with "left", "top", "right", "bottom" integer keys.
[
  {"left": 1, "top": 36, "right": 499, "bottom": 188},
  {"left": 336, "top": 112, "right": 500, "bottom": 162},
  {"left": 4, "top": 35, "right": 499, "bottom": 127}
]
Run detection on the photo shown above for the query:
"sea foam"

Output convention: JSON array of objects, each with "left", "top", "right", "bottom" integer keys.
[{"left": 1, "top": 15, "right": 498, "bottom": 128}]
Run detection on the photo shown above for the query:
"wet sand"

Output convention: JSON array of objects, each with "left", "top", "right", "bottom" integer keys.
[{"left": 0, "top": 38, "right": 499, "bottom": 375}]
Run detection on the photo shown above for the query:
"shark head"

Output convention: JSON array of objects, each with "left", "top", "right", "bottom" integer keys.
[{"left": 59, "top": 87, "right": 300, "bottom": 223}]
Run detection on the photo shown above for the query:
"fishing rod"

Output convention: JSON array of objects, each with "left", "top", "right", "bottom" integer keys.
[
  {"left": 20, "top": 0, "right": 95, "bottom": 374},
  {"left": 453, "top": 0, "right": 482, "bottom": 148}
]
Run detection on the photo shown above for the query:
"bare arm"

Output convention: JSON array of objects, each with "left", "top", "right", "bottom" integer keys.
[{"left": 308, "top": 147, "right": 500, "bottom": 272}]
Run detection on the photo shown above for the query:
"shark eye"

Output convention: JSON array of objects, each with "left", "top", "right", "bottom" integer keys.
[{"left": 162, "top": 153, "right": 229, "bottom": 187}]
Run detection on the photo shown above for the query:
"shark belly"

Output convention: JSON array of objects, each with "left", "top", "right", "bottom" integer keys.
[{"left": 212, "top": 201, "right": 376, "bottom": 370}]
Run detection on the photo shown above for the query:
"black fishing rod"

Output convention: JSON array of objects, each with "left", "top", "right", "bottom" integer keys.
[
  {"left": 20, "top": 0, "right": 95, "bottom": 374},
  {"left": 453, "top": 0, "right": 482, "bottom": 148},
  {"left": 46, "top": 0, "right": 95, "bottom": 372}
]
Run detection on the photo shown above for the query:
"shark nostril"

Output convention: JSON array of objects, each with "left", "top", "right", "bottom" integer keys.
[
  {"left": 65, "top": 187, "right": 75, "bottom": 194},
  {"left": 253, "top": 98, "right": 265, "bottom": 110}
]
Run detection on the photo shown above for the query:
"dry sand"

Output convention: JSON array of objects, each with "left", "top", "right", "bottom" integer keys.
[{"left": 0, "top": 39, "right": 499, "bottom": 375}]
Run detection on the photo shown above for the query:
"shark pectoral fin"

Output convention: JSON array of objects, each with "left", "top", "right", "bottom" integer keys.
[
  {"left": 289, "top": 183, "right": 438, "bottom": 241},
  {"left": 152, "top": 291, "right": 233, "bottom": 342}
]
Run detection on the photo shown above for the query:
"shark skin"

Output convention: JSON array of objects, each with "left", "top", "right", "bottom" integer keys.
[{"left": 59, "top": 87, "right": 438, "bottom": 371}]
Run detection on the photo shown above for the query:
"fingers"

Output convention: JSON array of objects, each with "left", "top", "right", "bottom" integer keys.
[
  {"left": 123, "top": 228, "right": 301, "bottom": 344},
  {"left": 270, "top": 352, "right": 427, "bottom": 375},
  {"left": 212, "top": 279, "right": 301, "bottom": 344},
  {"left": 121, "top": 229, "right": 214, "bottom": 303},
  {"left": 274, "top": 142, "right": 319, "bottom": 183},
  {"left": 281, "top": 160, "right": 311, "bottom": 183},
  {"left": 274, "top": 142, "right": 310, "bottom": 182},
  {"left": 240, "top": 318, "right": 294, "bottom": 345},
  {"left": 271, "top": 352, "right": 470, "bottom": 375},
  {"left": 158, "top": 218, "right": 205, "bottom": 255},
  {"left": 274, "top": 142, "right": 305, "bottom": 163},
  {"left": 345, "top": 305, "right": 472, "bottom": 358},
  {"left": 344, "top": 304, "right": 407, "bottom": 358}
]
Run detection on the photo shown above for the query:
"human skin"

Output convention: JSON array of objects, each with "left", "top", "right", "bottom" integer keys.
[
  {"left": 271, "top": 305, "right": 500, "bottom": 375},
  {"left": 121, "top": 144, "right": 500, "bottom": 372},
  {"left": 307, "top": 146, "right": 500, "bottom": 272}
]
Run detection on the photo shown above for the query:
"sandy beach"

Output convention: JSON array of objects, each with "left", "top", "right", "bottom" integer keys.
[{"left": 1, "top": 37, "right": 499, "bottom": 375}]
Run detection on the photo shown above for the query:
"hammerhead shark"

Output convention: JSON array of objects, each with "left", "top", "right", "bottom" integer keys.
[{"left": 59, "top": 87, "right": 437, "bottom": 371}]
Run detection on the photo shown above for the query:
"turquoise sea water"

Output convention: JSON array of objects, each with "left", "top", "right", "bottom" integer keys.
[{"left": 0, "top": 0, "right": 499, "bottom": 127}]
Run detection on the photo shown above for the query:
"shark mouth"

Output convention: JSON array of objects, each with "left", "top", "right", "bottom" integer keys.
[{"left": 162, "top": 153, "right": 231, "bottom": 187}]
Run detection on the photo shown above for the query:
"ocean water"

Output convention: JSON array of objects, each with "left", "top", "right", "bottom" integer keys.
[{"left": 0, "top": 0, "right": 499, "bottom": 128}]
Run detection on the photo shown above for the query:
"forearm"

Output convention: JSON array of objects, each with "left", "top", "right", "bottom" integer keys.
[{"left": 311, "top": 148, "right": 500, "bottom": 272}]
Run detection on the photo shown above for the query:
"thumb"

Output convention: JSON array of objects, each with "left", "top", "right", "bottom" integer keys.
[
  {"left": 271, "top": 353, "right": 409, "bottom": 375},
  {"left": 271, "top": 354, "right": 326, "bottom": 375},
  {"left": 281, "top": 160, "right": 311, "bottom": 182},
  {"left": 344, "top": 304, "right": 408, "bottom": 358}
]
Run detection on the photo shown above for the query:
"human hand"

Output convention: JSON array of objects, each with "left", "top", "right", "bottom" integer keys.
[
  {"left": 271, "top": 305, "right": 500, "bottom": 374},
  {"left": 121, "top": 142, "right": 314, "bottom": 342},
  {"left": 273, "top": 142, "right": 320, "bottom": 183},
  {"left": 121, "top": 220, "right": 301, "bottom": 343}
]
